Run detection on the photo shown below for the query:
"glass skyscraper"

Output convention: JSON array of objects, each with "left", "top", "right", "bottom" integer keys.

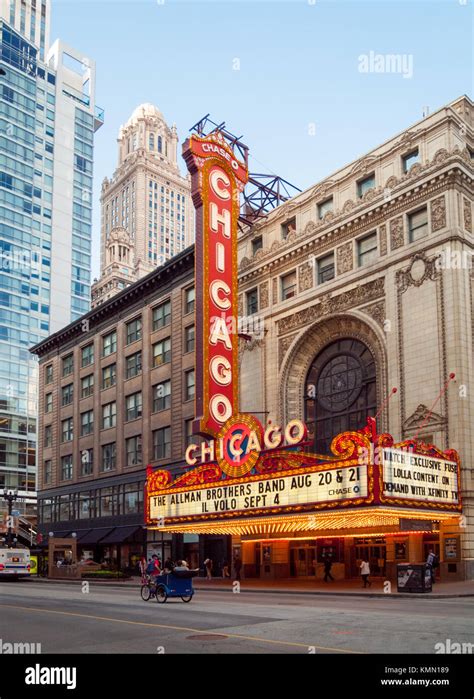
[{"left": 0, "top": 0, "right": 102, "bottom": 518}]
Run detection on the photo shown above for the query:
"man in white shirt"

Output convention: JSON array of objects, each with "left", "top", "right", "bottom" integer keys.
[{"left": 360, "top": 558, "right": 372, "bottom": 588}]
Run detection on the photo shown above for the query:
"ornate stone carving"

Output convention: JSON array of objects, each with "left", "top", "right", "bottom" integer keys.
[
  {"left": 238, "top": 294, "right": 243, "bottom": 317},
  {"left": 464, "top": 197, "right": 472, "bottom": 233},
  {"left": 390, "top": 217, "right": 404, "bottom": 251},
  {"left": 277, "top": 278, "right": 384, "bottom": 335},
  {"left": 278, "top": 333, "right": 297, "bottom": 367},
  {"left": 407, "top": 162, "right": 422, "bottom": 178},
  {"left": 272, "top": 277, "right": 278, "bottom": 305},
  {"left": 239, "top": 256, "right": 251, "bottom": 271},
  {"left": 433, "top": 148, "right": 449, "bottom": 165},
  {"left": 342, "top": 199, "right": 355, "bottom": 213},
  {"left": 336, "top": 241, "right": 354, "bottom": 275},
  {"left": 350, "top": 155, "right": 377, "bottom": 177},
  {"left": 379, "top": 224, "right": 387, "bottom": 256},
  {"left": 304, "top": 220, "right": 318, "bottom": 236},
  {"left": 298, "top": 261, "right": 314, "bottom": 293},
  {"left": 259, "top": 280, "right": 269, "bottom": 309},
  {"left": 361, "top": 301, "right": 386, "bottom": 328},
  {"left": 241, "top": 337, "right": 264, "bottom": 353},
  {"left": 396, "top": 251, "right": 440, "bottom": 293},
  {"left": 385, "top": 176, "right": 399, "bottom": 189},
  {"left": 362, "top": 187, "right": 377, "bottom": 202},
  {"left": 403, "top": 404, "right": 446, "bottom": 433},
  {"left": 430, "top": 195, "right": 446, "bottom": 232}
]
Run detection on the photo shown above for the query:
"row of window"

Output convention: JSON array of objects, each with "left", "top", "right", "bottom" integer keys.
[
  {"left": 44, "top": 289, "right": 195, "bottom": 382},
  {"left": 246, "top": 205, "right": 430, "bottom": 313},
  {"left": 40, "top": 481, "right": 144, "bottom": 522},
  {"left": 44, "top": 424, "right": 180, "bottom": 483},
  {"left": 45, "top": 373, "right": 195, "bottom": 440}
]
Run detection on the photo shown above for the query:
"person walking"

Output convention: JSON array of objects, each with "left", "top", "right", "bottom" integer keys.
[
  {"left": 323, "top": 557, "right": 334, "bottom": 582},
  {"left": 233, "top": 555, "right": 242, "bottom": 581},
  {"left": 222, "top": 559, "right": 230, "bottom": 578},
  {"left": 204, "top": 558, "right": 213, "bottom": 580},
  {"left": 426, "top": 548, "right": 439, "bottom": 584},
  {"left": 360, "top": 557, "right": 372, "bottom": 588}
]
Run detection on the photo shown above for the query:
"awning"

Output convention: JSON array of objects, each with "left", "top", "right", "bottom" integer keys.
[
  {"left": 99, "top": 526, "right": 143, "bottom": 544},
  {"left": 37, "top": 530, "right": 72, "bottom": 546},
  {"left": 76, "top": 528, "right": 113, "bottom": 545}
]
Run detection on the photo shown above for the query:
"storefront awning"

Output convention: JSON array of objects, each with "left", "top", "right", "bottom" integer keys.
[
  {"left": 147, "top": 507, "right": 458, "bottom": 537},
  {"left": 76, "top": 528, "right": 113, "bottom": 544},
  {"left": 99, "top": 526, "right": 142, "bottom": 544}
]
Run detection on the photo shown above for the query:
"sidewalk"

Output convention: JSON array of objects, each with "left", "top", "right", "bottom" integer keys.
[{"left": 26, "top": 575, "right": 474, "bottom": 598}]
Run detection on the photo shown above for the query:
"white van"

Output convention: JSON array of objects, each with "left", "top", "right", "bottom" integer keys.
[{"left": 0, "top": 545, "right": 31, "bottom": 578}]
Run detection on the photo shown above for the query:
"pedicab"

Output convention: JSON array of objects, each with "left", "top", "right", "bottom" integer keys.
[{"left": 141, "top": 567, "right": 198, "bottom": 603}]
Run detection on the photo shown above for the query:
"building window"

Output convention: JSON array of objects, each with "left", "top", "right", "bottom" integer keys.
[
  {"left": 45, "top": 392, "right": 53, "bottom": 413},
  {"left": 357, "top": 173, "right": 375, "bottom": 198},
  {"left": 318, "top": 197, "right": 333, "bottom": 220},
  {"left": 44, "top": 425, "right": 52, "bottom": 448},
  {"left": 125, "top": 392, "right": 142, "bottom": 421},
  {"left": 184, "top": 287, "right": 195, "bottom": 314},
  {"left": 152, "top": 300, "right": 171, "bottom": 330},
  {"left": 357, "top": 232, "right": 378, "bottom": 267},
  {"left": 408, "top": 207, "right": 428, "bottom": 242},
  {"left": 246, "top": 288, "right": 258, "bottom": 315},
  {"left": 317, "top": 253, "right": 335, "bottom": 284},
  {"left": 61, "top": 383, "right": 74, "bottom": 407},
  {"left": 81, "top": 448, "right": 93, "bottom": 476},
  {"left": 125, "top": 436, "right": 142, "bottom": 467},
  {"left": 125, "top": 352, "right": 142, "bottom": 379},
  {"left": 101, "top": 443, "right": 116, "bottom": 471},
  {"left": 81, "top": 343, "right": 94, "bottom": 367},
  {"left": 153, "top": 427, "right": 171, "bottom": 460},
  {"left": 304, "top": 338, "right": 377, "bottom": 455},
  {"left": 185, "top": 419, "right": 194, "bottom": 447},
  {"left": 44, "top": 459, "right": 52, "bottom": 484},
  {"left": 80, "top": 410, "right": 94, "bottom": 436},
  {"left": 153, "top": 338, "right": 171, "bottom": 367},
  {"left": 153, "top": 380, "right": 171, "bottom": 412},
  {"left": 281, "top": 218, "right": 296, "bottom": 240},
  {"left": 252, "top": 236, "right": 263, "bottom": 255},
  {"left": 62, "top": 354, "right": 73, "bottom": 377},
  {"left": 81, "top": 374, "right": 94, "bottom": 398},
  {"left": 61, "top": 455, "right": 73, "bottom": 481},
  {"left": 102, "top": 402, "right": 116, "bottom": 429},
  {"left": 185, "top": 370, "right": 195, "bottom": 401},
  {"left": 61, "top": 417, "right": 73, "bottom": 442},
  {"left": 184, "top": 325, "right": 195, "bottom": 353},
  {"left": 102, "top": 330, "right": 117, "bottom": 357},
  {"left": 126, "top": 317, "right": 142, "bottom": 344},
  {"left": 102, "top": 364, "right": 117, "bottom": 389},
  {"left": 45, "top": 364, "right": 53, "bottom": 384},
  {"left": 281, "top": 271, "right": 297, "bottom": 301},
  {"left": 402, "top": 149, "right": 419, "bottom": 173}
]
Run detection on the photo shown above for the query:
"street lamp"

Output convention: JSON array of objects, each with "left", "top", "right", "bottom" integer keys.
[{"left": 2, "top": 489, "right": 18, "bottom": 549}]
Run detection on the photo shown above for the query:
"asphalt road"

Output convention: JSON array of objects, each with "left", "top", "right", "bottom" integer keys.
[{"left": 0, "top": 579, "right": 473, "bottom": 654}]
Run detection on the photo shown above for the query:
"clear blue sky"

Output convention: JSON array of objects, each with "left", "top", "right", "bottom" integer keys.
[{"left": 51, "top": 0, "right": 473, "bottom": 278}]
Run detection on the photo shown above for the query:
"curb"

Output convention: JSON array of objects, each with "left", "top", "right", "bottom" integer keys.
[{"left": 22, "top": 577, "right": 474, "bottom": 599}]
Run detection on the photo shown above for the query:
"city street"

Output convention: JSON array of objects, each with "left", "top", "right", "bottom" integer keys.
[{"left": 0, "top": 580, "right": 472, "bottom": 655}]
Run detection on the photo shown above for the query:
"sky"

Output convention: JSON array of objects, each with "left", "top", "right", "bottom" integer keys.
[{"left": 51, "top": 0, "right": 473, "bottom": 279}]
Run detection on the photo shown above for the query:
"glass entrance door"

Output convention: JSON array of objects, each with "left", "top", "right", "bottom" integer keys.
[
  {"left": 290, "top": 546, "right": 316, "bottom": 577},
  {"left": 354, "top": 539, "right": 386, "bottom": 576}
]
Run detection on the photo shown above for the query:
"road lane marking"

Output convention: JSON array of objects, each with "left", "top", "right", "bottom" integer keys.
[{"left": 0, "top": 603, "right": 363, "bottom": 654}]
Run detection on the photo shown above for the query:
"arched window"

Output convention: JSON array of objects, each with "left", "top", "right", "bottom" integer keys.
[
  {"left": 149, "top": 133, "right": 155, "bottom": 150},
  {"left": 157, "top": 135, "right": 162, "bottom": 153},
  {"left": 304, "top": 338, "right": 377, "bottom": 454}
]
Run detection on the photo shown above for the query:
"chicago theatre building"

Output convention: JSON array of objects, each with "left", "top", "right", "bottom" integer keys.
[{"left": 145, "top": 95, "right": 473, "bottom": 582}]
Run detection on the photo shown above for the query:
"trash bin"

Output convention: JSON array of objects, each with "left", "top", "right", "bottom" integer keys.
[{"left": 397, "top": 563, "right": 432, "bottom": 593}]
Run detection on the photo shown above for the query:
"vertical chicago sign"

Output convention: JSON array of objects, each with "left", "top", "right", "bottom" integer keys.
[{"left": 182, "top": 133, "right": 249, "bottom": 437}]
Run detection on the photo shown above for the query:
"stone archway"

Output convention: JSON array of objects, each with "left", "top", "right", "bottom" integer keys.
[{"left": 279, "top": 312, "right": 388, "bottom": 432}]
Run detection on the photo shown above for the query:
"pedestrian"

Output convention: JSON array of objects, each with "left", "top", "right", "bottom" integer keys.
[
  {"left": 204, "top": 558, "right": 213, "bottom": 580},
  {"left": 233, "top": 555, "right": 242, "bottom": 581},
  {"left": 426, "top": 548, "right": 439, "bottom": 584},
  {"left": 222, "top": 559, "right": 230, "bottom": 578},
  {"left": 323, "top": 556, "right": 334, "bottom": 582},
  {"left": 360, "top": 557, "right": 371, "bottom": 587}
]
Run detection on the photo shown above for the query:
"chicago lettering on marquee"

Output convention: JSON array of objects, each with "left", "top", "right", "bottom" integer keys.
[{"left": 182, "top": 132, "right": 248, "bottom": 437}]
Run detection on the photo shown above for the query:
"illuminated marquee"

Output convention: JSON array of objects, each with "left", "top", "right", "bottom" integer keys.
[{"left": 182, "top": 133, "right": 248, "bottom": 436}]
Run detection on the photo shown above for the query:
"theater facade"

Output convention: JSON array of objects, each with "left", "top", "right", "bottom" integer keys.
[{"left": 146, "top": 96, "right": 473, "bottom": 582}]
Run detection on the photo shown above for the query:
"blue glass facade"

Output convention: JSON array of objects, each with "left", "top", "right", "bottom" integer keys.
[{"left": 0, "top": 21, "right": 58, "bottom": 509}]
